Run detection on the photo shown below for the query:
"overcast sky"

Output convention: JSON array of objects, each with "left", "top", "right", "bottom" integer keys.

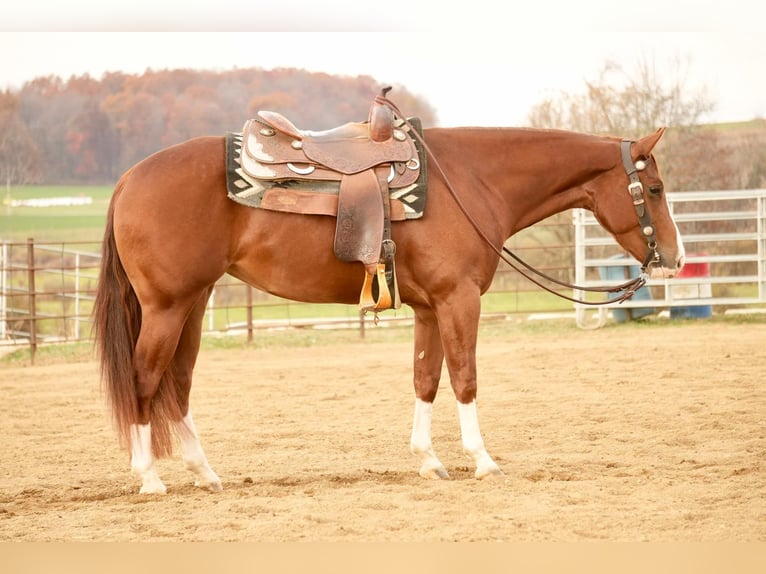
[{"left": 2, "top": 1, "right": 763, "bottom": 127}]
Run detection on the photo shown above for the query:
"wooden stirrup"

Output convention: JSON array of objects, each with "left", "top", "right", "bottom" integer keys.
[{"left": 359, "top": 264, "right": 393, "bottom": 311}]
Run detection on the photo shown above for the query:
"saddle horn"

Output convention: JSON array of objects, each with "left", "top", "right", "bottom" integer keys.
[{"left": 369, "top": 86, "right": 395, "bottom": 143}]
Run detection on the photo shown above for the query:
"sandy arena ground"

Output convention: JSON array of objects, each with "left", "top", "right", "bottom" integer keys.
[{"left": 1, "top": 318, "right": 764, "bottom": 542}]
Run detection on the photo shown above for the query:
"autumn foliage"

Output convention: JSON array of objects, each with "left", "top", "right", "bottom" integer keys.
[{"left": 2, "top": 68, "right": 437, "bottom": 184}]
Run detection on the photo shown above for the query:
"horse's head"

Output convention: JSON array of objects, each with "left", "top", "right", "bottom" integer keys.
[{"left": 590, "top": 128, "right": 685, "bottom": 279}]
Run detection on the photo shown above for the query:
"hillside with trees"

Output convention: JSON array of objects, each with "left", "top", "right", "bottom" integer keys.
[
  {"left": 1, "top": 62, "right": 764, "bottom": 191},
  {"left": 0, "top": 68, "right": 437, "bottom": 185}
]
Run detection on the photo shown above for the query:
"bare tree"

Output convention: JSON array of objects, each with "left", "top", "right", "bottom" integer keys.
[
  {"left": 529, "top": 55, "right": 715, "bottom": 137},
  {"left": 527, "top": 55, "right": 733, "bottom": 192},
  {"left": 0, "top": 91, "right": 40, "bottom": 207}
]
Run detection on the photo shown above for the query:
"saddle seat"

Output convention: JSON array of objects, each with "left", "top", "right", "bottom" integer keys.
[
  {"left": 258, "top": 87, "right": 395, "bottom": 145},
  {"left": 254, "top": 108, "right": 409, "bottom": 175},
  {"left": 257, "top": 110, "right": 372, "bottom": 143}
]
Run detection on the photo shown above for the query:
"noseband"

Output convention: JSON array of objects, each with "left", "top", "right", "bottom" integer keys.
[
  {"left": 376, "top": 94, "right": 658, "bottom": 306},
  {"left": 620, "top": 140, "right": 661, "bottom": 273}
]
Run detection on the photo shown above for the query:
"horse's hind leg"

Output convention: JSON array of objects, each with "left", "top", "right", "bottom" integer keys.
[
  {"left": 170, "top": 287, "right": 222, "bottom": 492},
  {"left": 130, "top": 426, "right": 166, "bottom": 494},
  {"left": 130, "top": 296, "right": 200, "bottom": 494}
]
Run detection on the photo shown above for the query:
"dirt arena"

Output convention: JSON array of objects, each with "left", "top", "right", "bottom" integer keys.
[{"left": 1, "top": 317, "right": 764, "bottom": 542}]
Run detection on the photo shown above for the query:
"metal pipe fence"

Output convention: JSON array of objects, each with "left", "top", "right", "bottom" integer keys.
[
  {"left": 0, "top": 218, "right": 575, "bottom": 362},
  {"left": 6, "top": 191, "right": 764, "bottom": 362},
  {"left": 574, "top": 189, "right": 766, "bottom": 328}
]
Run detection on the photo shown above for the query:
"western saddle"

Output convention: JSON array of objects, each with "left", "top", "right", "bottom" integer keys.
[{"left": 239, "top": 87, "right": 423, "bottom": 312}]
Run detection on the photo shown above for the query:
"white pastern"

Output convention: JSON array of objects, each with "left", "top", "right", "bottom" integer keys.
[
  {"left": 130, "top": 423, "right": 167, "bottom": 494},
  {"left": 173, "top": 412, "right": 223, "bottom": 492},
  {"left": 410, "top": 398, "right": 449, "bottom": 479},
  {"left": 456, "top": 400, "right": 504, "bottom": 479}
]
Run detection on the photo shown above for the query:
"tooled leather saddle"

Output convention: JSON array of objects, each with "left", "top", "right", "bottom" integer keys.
[{"left": 228, "top": 87, "right": 426, "bottom": 312}]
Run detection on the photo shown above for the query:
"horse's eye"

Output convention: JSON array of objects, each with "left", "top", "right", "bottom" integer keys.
[{"left": 648, "top": 185, "right": 663, "bottom": 196}]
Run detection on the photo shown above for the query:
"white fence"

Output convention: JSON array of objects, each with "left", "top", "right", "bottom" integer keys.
[
  {"left": 574, "top": 189, "right": 766, "bottom": 328},
  {"left": 3, "top": 189, "right": 765, "bottom": 357}
]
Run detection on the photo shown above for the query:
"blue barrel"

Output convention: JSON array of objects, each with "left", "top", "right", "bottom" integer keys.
[{"left": 599, "top": 255, "right": 654, "bottom": 323}]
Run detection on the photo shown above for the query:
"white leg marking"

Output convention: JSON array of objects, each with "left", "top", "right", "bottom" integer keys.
[
  {"left": 173, "top": 411, "right": 222, "bottom": 492},
  {"left": 130, "top": 423, "right": 167, "bottom": 494},
  {"left": 410, "top": 398, "right": 449, "bottom": 479},
  {"left": 456, "top": 400, "right": 504, "bottom": 479}
]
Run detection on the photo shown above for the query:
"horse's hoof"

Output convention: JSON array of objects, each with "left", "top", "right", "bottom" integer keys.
[
  {"left": 190, "top": 465, "right": 222, "bottom": 492},
  {"left": 195, "top": 479, "right": 223, "bottom": 492},
  {"left": 138, "top": 483, "right": 167, "bottom": 495},
  {"left": 136, "top": 473, "right": 167, "bottom": 494},
  {"left": 475, "top": 466, "right": 505, "bottom": 480},
  {"left": 419, "top": 465, "right": 450, "bottom": 480}
]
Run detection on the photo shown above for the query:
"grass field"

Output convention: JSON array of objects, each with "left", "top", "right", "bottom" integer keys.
[
  {"left": 4, "top": 185, "right": 760, "bottom": 345},
  {"left": 1, "top": 185, "right": 113, "bottom": 242},
  {"left": 0, "top": 184, "right": 575, "bottom": 348}
]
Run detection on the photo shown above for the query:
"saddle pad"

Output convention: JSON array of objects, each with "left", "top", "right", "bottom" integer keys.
[{"left": 225, "top": 118, "right": 428, "bottom": 221}]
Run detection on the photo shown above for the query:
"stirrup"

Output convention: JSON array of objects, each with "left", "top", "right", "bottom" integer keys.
[{"left": 359, "top": 263, "right": 394, "bottom": 312}]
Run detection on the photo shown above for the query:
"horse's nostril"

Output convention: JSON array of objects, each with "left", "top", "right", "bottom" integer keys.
[{"left": 677, "top": 255, "right": 685, "bottom": 270}]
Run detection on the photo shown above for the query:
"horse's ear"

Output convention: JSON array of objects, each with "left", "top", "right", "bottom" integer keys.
[{"left": 633, "top": 127, "right": 666, "bottom": 158}]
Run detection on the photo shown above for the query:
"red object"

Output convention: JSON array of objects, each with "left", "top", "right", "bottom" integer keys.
[{"left": 677, "top": 257, "right": 710, "bottom": 279}]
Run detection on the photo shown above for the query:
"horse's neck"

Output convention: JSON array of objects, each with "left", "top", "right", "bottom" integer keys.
[{"left": 435, "top": 128, "right": 616, "bottom": 235}]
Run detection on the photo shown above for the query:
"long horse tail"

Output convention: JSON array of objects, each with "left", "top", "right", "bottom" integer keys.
[{"left": 93, "top": 172, "right": 179, "bottom": 458}]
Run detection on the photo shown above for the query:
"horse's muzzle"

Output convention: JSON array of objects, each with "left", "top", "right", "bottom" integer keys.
[{"left": 649, "top": 253, "right": 685, "bottom": 279}]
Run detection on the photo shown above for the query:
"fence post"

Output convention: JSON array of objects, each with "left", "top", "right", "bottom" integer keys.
[
  {"left": 74, "top": 252, "right": 80, "bottom": 340},
  {"left": 246, "top": 284, "right": 253, "bottom": 343},
  {"left": 27, "top": 238, "right": 37, "bottom": 364},
  {"left": 759, "top": 195, "right": 765, "bottom": 301},
  {"left": 1, "top": 241, "right": 6, "bottom": 340}
]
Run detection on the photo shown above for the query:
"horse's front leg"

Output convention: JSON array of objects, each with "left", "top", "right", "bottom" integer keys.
[
  {"left": 410, "top": 305, "right": 449, "bottom": 479},
  {"left": 436, "top": 292, "right": 504, "bottom": 480}
]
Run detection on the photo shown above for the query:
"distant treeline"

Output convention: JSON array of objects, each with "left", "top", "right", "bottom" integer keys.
[
  {"left": 3, "top": 68, "right": 437, "bottom": 185},
  {"left": 3, "top": 66, "right": 765, "bottom": 191}
]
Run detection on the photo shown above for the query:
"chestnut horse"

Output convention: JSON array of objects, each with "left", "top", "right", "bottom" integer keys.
[{"left": 94, "top": 123, "right": 684, "bottom": 494}]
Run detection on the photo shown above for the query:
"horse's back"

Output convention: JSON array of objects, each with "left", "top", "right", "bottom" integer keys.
[
  {"left": 109, "top": 128, "right": 506, "bottom": 306},
  {"left": 111, "top": 135, "right": 364, "bottom": 303}
]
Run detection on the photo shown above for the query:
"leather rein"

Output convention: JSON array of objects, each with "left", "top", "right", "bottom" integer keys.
[{"left": 380, "top": 94, "right": 660, "bottom": 306}]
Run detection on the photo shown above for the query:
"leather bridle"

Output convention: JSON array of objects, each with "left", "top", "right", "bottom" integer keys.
[
  {"left": 620, "top": 139, "right": 662, "bottom": 273},
  {"left": 379, "top": 94, "right": 660, "bottom": 306}
]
